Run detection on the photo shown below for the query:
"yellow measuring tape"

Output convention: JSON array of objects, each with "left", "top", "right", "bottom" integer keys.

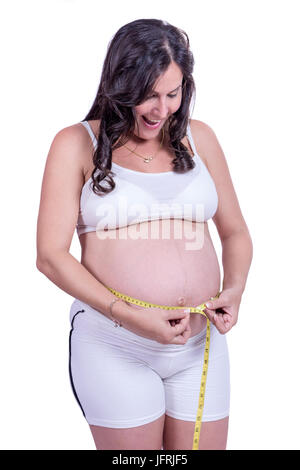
[{"left": 104, "top": 284, "right": 220, "bottom": 450}]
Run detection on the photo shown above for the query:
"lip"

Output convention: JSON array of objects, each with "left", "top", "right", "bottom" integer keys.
[{"left": 141, "top": 116, "right": 163, "bottom": 130}]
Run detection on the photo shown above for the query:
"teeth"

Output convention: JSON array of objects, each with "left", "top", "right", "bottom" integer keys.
[{"left": 144, "top": 117, "right": 161, "bottom": 123}]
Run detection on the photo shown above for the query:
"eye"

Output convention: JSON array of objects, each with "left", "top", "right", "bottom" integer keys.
[{"left": 146, "top": 93, "right": 178, "bottom": 100}]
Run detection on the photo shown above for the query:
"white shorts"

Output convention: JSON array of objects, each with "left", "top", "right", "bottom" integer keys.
[{"left": 68, "top": 299, "right": 230, "bottom": 428}]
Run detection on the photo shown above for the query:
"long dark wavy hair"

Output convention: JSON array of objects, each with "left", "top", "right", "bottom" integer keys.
[{"left": 82, "top": 18, "right": 196, "bottom": 196}]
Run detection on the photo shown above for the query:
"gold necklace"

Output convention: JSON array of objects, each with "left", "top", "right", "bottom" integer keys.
[{"left": 122, "top": 127, "right": 165, "bottom": 163}]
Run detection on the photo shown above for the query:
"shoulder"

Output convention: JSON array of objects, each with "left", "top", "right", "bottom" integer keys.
[
  {"left": 54, "top": 122, "right": 93, "bottom": 148},
  {"left": 51, "top": 122, "right": 87, "bottom": 155},
  {"left": 189, "top": 119, "right": 217, "bottom": 150},
  {"left": 50, "top": 122, "right": 96, "bottom": 179},
  {"left": 188, "top": 118, "right": 222, "bottom": 170},
  {"left": 190, "top": 119, "right": 249, "bottom": 239},
  {"left": 189, "top": 118, "right": 215, "bottom": 137}
]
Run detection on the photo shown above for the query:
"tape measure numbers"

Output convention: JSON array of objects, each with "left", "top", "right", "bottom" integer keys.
[{"left": 104, "top": 284, "right": 220, "bottom": 451}]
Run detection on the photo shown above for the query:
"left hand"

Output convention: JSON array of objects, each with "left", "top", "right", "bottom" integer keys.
[{"left": 204, "top": 287, "right": 243, "bottom": 334}]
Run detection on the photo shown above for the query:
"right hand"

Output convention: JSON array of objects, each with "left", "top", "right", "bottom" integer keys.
[{"left": 123, "top": 305, "right": 191, "bottom": 345}]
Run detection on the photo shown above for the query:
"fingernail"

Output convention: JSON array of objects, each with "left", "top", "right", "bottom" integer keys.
[
  {"left": 205, "top": 302, "right": 212, "bottom": 309},
  {"left": 184, "top": 309, "right": 190, "bottom": 314}
]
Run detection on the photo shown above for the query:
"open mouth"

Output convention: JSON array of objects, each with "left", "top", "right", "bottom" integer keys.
[{"left": 141, "top": 116, "right": 162, "bottom": 129}]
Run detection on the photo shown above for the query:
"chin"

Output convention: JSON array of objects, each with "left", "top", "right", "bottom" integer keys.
[{"left": 134, "top": 118, "right": 166, "bottom": 140}]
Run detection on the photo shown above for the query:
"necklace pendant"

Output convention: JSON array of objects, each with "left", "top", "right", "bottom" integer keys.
[{"left": 144, "top": 157, "right": 153, "bottom": 163}]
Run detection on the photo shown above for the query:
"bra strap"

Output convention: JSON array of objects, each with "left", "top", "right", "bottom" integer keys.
[
  {"left": 186, "top": 121, "right": 198, "bottom": 157},
  {"left": 80, "top": 121, "right": 97, "bottom": 150},
  {"left": 81, "top": 120, "right": 197, "bottom": 156}
]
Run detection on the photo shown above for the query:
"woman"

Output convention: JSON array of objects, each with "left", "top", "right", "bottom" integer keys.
[{"left": 36, "top": 18, "right": 253, "bottom": 450}]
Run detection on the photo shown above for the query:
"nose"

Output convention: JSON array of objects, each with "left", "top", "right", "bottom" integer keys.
[{"left": 153, "top": 97, "right": 169, "bottom": 119}]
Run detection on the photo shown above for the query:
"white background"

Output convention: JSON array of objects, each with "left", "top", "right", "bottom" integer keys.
[{"left": 1, "top": 0, "right": 299, "bottom": 450}]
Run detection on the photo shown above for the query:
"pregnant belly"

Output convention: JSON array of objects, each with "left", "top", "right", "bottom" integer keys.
[{"left": 79, "top": 220, "right": 221, "bottom": 336}]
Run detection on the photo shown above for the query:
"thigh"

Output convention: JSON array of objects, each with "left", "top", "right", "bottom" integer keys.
[
  {"left": 69, "top": 309, "right": 166, "bottom": 431},
  {"left": 162, "top": 325, "right": 230, "bottom": 449},
  {"left": 163, "top": 415, "right": 229, "bottom": 450},
  {"left": 90, "top": 414, "right": 165, "bottom": 450}
]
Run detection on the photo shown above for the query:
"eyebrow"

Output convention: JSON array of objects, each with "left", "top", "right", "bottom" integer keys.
[{"left": 151, "top": 84, "right": 182, "bottom": 95}]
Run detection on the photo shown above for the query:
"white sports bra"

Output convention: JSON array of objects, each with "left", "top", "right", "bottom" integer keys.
[{"left": 76, "top": 120, "right": 218, "bottom": 236}]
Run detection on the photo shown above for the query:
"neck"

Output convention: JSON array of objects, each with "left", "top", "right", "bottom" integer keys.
[{"left": 129, "top": 130, "right": 163, "bottom": 146}]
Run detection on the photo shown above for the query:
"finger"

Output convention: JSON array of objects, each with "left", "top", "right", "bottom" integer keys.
[
  {"left": 215, "top": 313, "right": 226, "bottom": 329},
  {"left": 175, "top": 313, "right": 190, "bottom": 326},
  {"left": 169, "top": 315, "right": 189, "bottom": 329},
  {"left": 180, "top": 323, "right": 192, "bottom": 341},
  {"left": 171, "top": 323, "right": 191, "bottom": 344},
  {"left": 217, "top": 313, "right": 227, "bottom": 327},
  {"left": 223, "top": 313, "right": 232, "bottom": 325},
  {"left": 167, "top": 313, "right": 190, "bottom": 325},
  {"left": 214, "top": 314, "right": 230, "bottom": 334},
  {"left": 173, "top": 316, "right": 190, "bottom": 335},
  {"left": 171, "top": 334, "right": 187, "bottom": 345},
  {"left": 204, "top": 308, "right": 215, "bottom": 324},
  {"left": 220, "top": 313, "right": 233, "bottom": 330},
  {"left": 167, "top": 309, "right": 190, "bottom": 320},
  {"left": 206, "top": 308, "right": 228, "bottom": 331}
]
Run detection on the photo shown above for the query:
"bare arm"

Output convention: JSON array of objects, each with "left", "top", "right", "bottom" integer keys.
[
  {"left": 191, "top": 119, "right": 253, "bottom": 293},
  {"left": 36, "top": 124, "right": 132, "bottom": 324},
  {"left": 37, "top": 250, "right": 133, "bottom": 322},
  {"left": 191, "top": 119, "right": 253, "bottom": 332},
  {"left": 221, "top": 230, "right": 253, "bottom": 295}
]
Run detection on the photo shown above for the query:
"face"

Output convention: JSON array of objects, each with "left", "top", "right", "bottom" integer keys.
[{"left": 133, "top": 61, "right": 183, "bottom": 141}]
